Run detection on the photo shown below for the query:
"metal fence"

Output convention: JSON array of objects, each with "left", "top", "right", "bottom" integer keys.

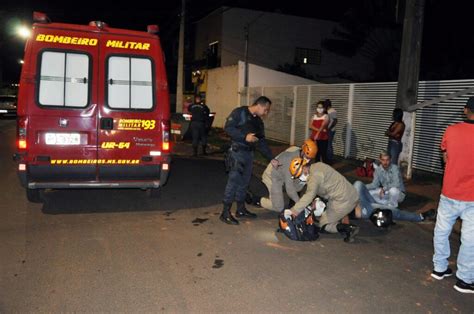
[{"left": 240, "top": 79, "right": 474, "bottom": 174}]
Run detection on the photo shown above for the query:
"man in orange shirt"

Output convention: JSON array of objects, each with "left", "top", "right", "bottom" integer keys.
[{"left": 431, "top": 97, "right": 474, "bottom": 294}]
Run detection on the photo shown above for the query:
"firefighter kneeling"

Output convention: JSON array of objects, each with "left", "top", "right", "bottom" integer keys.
[{"left": 284, "top": 157, "right": 360, "bottom": 243}]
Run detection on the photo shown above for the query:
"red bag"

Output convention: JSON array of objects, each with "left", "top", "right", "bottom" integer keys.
[{"left": 356, "top": 158, "right": 374, "bottom": 178}]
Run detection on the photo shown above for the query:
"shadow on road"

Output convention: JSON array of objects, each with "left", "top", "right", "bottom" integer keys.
[{"left": 41, "top": 157, "right": 228, "bottom": 214}]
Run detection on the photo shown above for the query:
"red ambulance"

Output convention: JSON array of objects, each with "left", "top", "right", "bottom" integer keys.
[{"left": 14, "top": 12, "right": 171, "bottom": 202}]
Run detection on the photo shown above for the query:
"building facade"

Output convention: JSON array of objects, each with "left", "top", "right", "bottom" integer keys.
[{"left": 194, "top": 7, "right": 374, "bottom": 84}]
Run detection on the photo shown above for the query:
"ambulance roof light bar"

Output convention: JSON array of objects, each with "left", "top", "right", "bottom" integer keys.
[
  {"left": 33, "top": 12, "right": 51, "bottom": 24},
  {"left": 89, "top": 21, "right": 108, "bottom": 29},
  {"left": 147, "top": 25, "right": 159, "bottom": 34}
]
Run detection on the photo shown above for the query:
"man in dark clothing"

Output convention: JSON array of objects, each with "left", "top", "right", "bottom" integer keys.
[
  {"left": 221, "top": 96, "right": 276, "bottom": 225},
  {"left": 188, "top": 95, "right": 210, "bottom": 157}
]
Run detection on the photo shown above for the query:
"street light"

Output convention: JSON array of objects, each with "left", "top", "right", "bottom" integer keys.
[{"left": 17, "top": 26, "right": 31, "bottom": 39}]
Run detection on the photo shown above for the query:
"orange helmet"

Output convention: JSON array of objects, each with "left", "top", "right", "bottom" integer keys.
[
  {"left": 301, "top": 139, "right": 317, "bottom": 159},
  {"left": 289, "top": 157, "right": 308, "bottom": 178}
]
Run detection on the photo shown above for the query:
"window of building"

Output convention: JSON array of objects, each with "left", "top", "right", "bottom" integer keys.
[
  {"left": 295, "top": 47, "right": 321, "bottom": 65},
  {"left": 38, "top": 51, "right": 90, "bottom": 107},
  {"left": 207, "top": 41, "right": 219, "bottom": 68},
  {"left": 107, "top": 56, "right": 153, "bottom": 110}
]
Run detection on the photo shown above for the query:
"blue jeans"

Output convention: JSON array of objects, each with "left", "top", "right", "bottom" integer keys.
[
  {"left": 223, "top": 149, "right": 253, "bottom": 204},
  {"left": 327, "top": 130, "right": 335, "bottom": 161},
  {"left": 353, "top": 181, "right": 422, "bottom": 222},
  {"left": 387, "top": 139, "right": 402, "bottom": 165},
  {"left": 433, "top": 194, "right": 474, "bottom": 284}
]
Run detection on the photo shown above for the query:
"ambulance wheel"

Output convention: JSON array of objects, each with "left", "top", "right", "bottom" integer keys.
[
  {"left": 147, "top": 187, "right": 161, "bottom": 198},
  {"left": 26, "top": 188, "right": 44, "bottom": 203}
]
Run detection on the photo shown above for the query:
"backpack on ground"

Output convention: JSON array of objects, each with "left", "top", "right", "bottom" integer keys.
[{"left": 278, "top": 208, "right": 319, "bottom": 241}]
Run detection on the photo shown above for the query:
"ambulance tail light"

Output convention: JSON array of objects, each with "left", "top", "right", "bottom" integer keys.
[
  {"left": 161, "top": 120, "right": 170, "bottom": 152},
  {"left": 17, "top": 117, "right": 28, "bottom": 150}
]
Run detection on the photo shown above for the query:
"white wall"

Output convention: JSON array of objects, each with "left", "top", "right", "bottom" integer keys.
[
  {"left": 238, "top": 61, "right": 318, "bottom": 89},
  {"left": 205, "top": 62, "right": 319, "bottom": 128},
  {"left": 206, "top": 64, "right": 239, "bottom": 128}
]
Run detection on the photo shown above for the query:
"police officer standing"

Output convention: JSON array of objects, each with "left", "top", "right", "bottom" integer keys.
[
  {"left": 188, "top": 95, "right": 210, "bottom": 157},
  {"left": 221, "top": 96, "right": 276, "bottom": 225}
]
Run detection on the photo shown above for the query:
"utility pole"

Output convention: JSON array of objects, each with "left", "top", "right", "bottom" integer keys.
[
  {"left": 243, "top": 13, "right": 264, "bottom": 89},
  {"left": 396, "top": 0, "right": 425, "bottom": 111},
  {"left": 176, "top": 0, "right": 185, "bottom": 113},
  {"left": 244, "top": 25, "right": 249, "bottom": 88}
]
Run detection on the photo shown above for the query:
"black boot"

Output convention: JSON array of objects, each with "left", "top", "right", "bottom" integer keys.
[
  {"left": 236, "top": 202, "right": 257, "bottom": 218},
  {"left": 245, "top": 190, "right": 261, "bottom": 207},
  {"left": 336, "top": 223, "right": 360, "bottom": 243},
  {"left": 245, "top": 191, "right": 253, "bottom": 204},
  {"left": 252, "top": 195, "right": 261, "bottom": 207},
  {"left": 220, "top": 203, "right": 239, "bottom": 225},
  {"left": 192, "top": 146, "right": 198, "bottom": 157},
  {"left": 202, "top": 145, "right": 208, "bottom": 156}
]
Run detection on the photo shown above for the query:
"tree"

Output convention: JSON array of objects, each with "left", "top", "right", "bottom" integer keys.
[{"left": 321, "top": 0, "right": 402, "bottom": 82}]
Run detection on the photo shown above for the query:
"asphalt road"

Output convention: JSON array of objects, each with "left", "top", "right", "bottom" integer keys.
[{"left": 0, "top": 119, "right": 472, "bottom": 312}]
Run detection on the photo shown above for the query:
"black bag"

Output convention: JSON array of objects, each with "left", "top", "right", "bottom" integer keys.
[{"left": 278, "top": 209, "right": 319, "bottom": 241}]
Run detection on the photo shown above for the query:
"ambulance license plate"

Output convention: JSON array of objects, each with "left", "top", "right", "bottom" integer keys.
[{"left": 45, "top": 133, "right": 80, "bottom": 145}]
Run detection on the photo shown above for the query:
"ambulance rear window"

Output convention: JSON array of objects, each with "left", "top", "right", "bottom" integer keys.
[
  {"left": 107, "top": 56, "right": 153, "bottom": 110},
  {"left": 38, "top": 51, "right": 90, "bottom": 108}
]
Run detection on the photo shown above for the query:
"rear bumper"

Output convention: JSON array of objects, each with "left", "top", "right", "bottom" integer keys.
[
  {"left": 17, "top": 158, "right": 170, "bottom": 190},
  {"left": 28, "top": 180, "right": 162, "bottom": 189}
]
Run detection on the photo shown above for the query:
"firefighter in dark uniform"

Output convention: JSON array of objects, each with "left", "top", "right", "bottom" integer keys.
[
  {"left": 188, "top": 95, "right": 210, "bottom": 157},
  {"left": 221, "top": 96, "right": 277, "bottom": 225}
]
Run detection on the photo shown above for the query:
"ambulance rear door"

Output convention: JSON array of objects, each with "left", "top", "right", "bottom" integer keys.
[
  {"left": 97, "top": 34, "right": 163, "bottom": 185},
  {"left": 26, "top": 29, "right": 99, "bottom": 183}
]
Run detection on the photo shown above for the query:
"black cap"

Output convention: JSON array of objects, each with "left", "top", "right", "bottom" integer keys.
[{"left": 466, "top": 97, "right": 474, "bottom": 110}]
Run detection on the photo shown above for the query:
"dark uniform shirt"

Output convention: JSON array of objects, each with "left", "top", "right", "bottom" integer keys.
[
  {"left": 188, "top": 102, "right": 210, "bottom": 123},
  {"left": 224, "top": 106, "right": 273, "bottom": 160}
]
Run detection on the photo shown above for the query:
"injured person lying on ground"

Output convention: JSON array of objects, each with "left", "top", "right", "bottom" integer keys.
[{"left": 351, "top": 180, "right": 436, "bottom": 224}]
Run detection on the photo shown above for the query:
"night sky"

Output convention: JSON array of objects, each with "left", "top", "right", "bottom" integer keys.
[{"left": 1, "top": 0, "right": 472, "bottom": 85}]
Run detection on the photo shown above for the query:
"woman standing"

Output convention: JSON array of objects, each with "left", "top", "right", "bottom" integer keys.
[
  {"left": 385, "top": 108, "right": 405, "bottom": 165},
  {"left": 309, "top": 101, "right": 329, "bottom": 163}
]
